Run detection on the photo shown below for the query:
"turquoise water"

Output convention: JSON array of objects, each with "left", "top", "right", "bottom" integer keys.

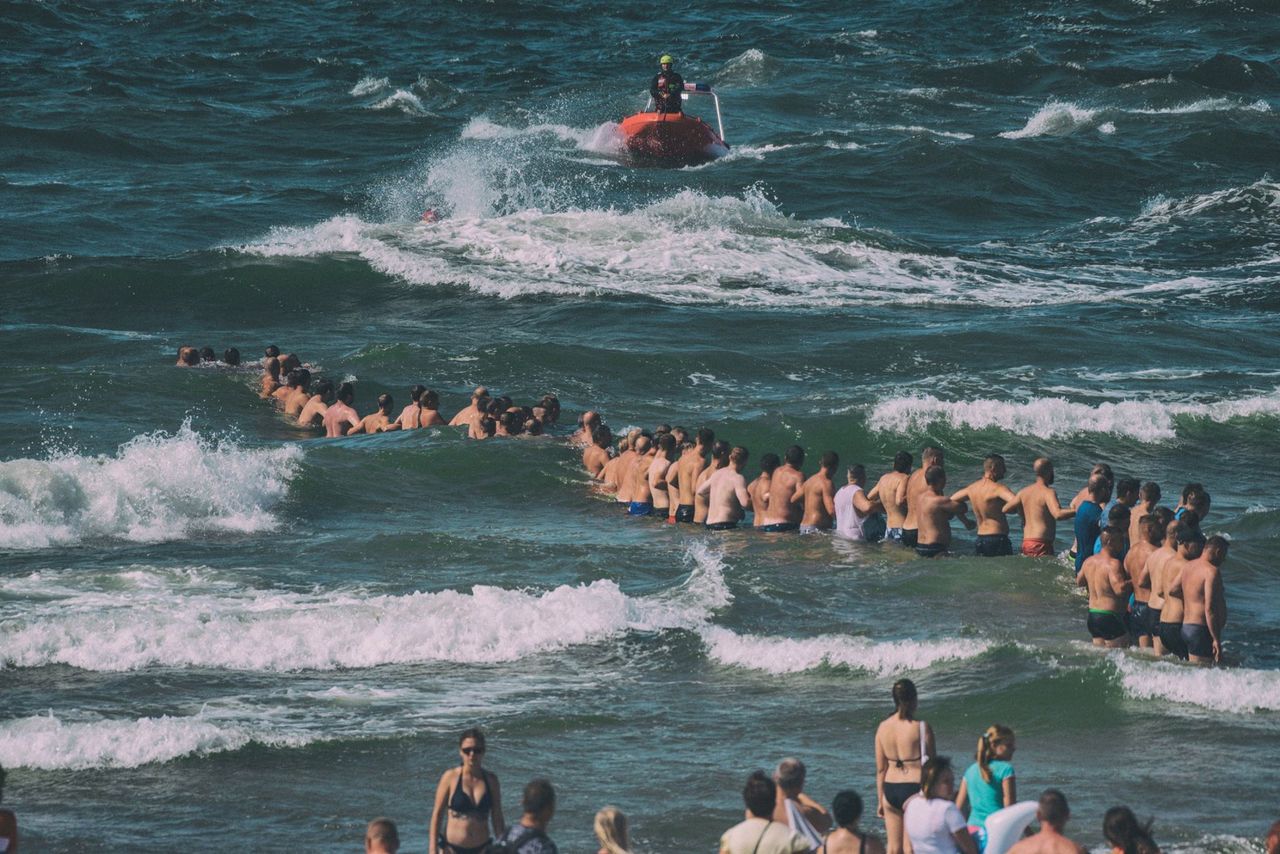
[{"left": 2, "top": 0, "right": 1279, "bottom": 850}]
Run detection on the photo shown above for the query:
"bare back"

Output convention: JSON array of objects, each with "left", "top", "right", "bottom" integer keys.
[
  {"left": 323, "top": 402, "right": 359, "bottom": 438},
  {"left": 917, "top": 491, "right": 961, "bottom": 546},
  {"left": 763, "top": 465, "right": 804, "bottom": 525},
  {"left": 875, "top": 715, "right": 931, "bottom": 784},
  {"left": 674, "top": 447, "right": 707, "bottom": 507},
  {"left": 747, "top": 474, "right": 770, "bottom": 526},
  {"left": 1015, "top": 482, "right": 1065, "bottom": 542},
  {"left": 1126, "top": 541, "right": 1155, "bottom": 603},
  {"left": 800, "top": 472, "right": 835, "bottom": 528},
  {"left": 869, "top": 471, "right": 909, "bottom": 528},
  {"left": 1158, "top": 555, "right": 1187, "bottom": 623},
  {"left": 956, "top": 477, "right": 1015, "bottom": 535},
  {"left": 901, "top": 469, "right": 928, "bottom": 530}
]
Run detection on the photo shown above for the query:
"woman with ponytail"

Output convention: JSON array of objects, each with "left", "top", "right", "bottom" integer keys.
[
  {"left": 1103, "top": 807, "right": 1160, "bottom": 854},
  {"left": 903, "top": 757, "right": 977, "bottom": 854},
  {"left": 955, "top": 724, "right": 1017, "bottom": 844},
  {"left": 875, "top": 679, "right": 936, "bottom": 854}
]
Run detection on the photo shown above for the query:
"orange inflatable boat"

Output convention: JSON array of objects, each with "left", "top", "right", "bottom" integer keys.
[{"left": 618, "top": 83, "right": 729, "bottom": 165}]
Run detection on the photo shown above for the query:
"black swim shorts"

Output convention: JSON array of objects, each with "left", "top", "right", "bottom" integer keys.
[
  {"left": 1088, "top": 609, "right": 1127, "bottom": 641},
  {"left": 975, "top": 534, "right": 1013, "bottom": 557}
]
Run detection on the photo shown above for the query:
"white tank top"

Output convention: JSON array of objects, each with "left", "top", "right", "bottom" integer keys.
[{"left": 834, "top": 484, "right": 869, "bottom": 540}]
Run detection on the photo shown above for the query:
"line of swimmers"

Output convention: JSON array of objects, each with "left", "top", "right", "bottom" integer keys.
[{"left": 573, "top": 417, "right": 1230, "bottom": 667}]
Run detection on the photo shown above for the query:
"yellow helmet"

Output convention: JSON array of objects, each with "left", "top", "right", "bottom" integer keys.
[{"left": 659, "top": 54, "right": 673, "bottom": 65}]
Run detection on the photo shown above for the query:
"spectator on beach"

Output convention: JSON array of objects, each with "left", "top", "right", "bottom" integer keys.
[
  {"left": 720, "top": 771, "right": 810, "bottom": 854},
  {"left": 492, "top": 778, "right": 558, "bottom": 854},
  {"left": 0, "top": 763, "right": 17, "bottom": 854},
  {"left": 819, "top": 791, "right": 885, "bottom": 854},
  {"left": 903, "top": 757, "right": 976, "bottom": 854},
  {"left": 594, "top": 806, "right": 632, "bottom": 854},
  {"left": 1005, "top": 790, "right": 1086, "bottom": 854},
  {"left": 955, "top": 725, "right": 1016, "bottom": 844},
  {"left": 429, "top": 728, "right": 505, "bottom": 854},
  {"left": 875, "top": 678, "right": 936, "bottom": 854},
  {"left": 772, "top": 757, "right": 831, "bottom": 847},
  {"left": 1102, "top": 807, "right": 1159, "bottom": 854},
  {"left": 365, "top": 818, "right": 399, "bottom": 854}
]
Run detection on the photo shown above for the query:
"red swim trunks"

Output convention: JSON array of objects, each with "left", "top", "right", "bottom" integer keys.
[{"left": 1021, "top": 538, "right": 1053, "bottom": 557}]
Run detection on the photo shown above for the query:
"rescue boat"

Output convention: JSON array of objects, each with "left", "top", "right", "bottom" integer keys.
[{"left": 618, "top": 82, "right": 729, "bottom": 165}]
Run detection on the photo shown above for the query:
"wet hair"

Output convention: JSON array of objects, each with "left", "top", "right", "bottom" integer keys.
[
  {"left": 497, "top": 395, "right": 513, "bottom": 411},
  {"left": 264, "top": 345, "right": 280, "bottom": 358},
  {"left": 653, "top": 423, "right": 671, "bottom": 435},
  {"left": 774, "top": 757, "right": 805, "bottom": 793},
  {"left": 524, "top": 418, "right": 543, "bottom": 436},
  {"left": 280, "top": 353, "right": 301, "bottom": 373},
  {"left": 672, "top": 426, "right": 688, "bottom": 443},
  {"left": 1152, "top": 506, "right": 1175, "bottom": 528},
  {"left": 336, "top": 382, "right": 354, "bottom": 404},
  {"left": 711, "top": 439, "right": 730, "bottom": 461},
  {"left": 1101, "top": 525, "right": 1127, "bottom": 553},
  {"left": 314, "top": 379, "right": 334, "bottom": 400},
  {"left": 1141, "top": 514, "right": 1164, "bottom": 546},
  {"left": 784, "top": 445, "right": 805, "bottom": 467},
  {"left": 892, "top": 678, "right": 917, "bottom": 713},
  {"left": 199, "top": 346, "right": 216, "bottom": 362},
  {"left": 594, "top": 806, "right": 631, "bottom": 854},
  {"left": 500, "top": 410, "right": 523, "bottom": 435},
  {"left": 820, "top": 450, "right": 838, "bottom": 471},
  {"left": 1103, "top": 806, "right": 1158, "bottom": 854},
  {"left": 285, "top": 369, "right": 303, "bottom": 389},
  {"left": 983, "top": 453, "right": 1005, "bottom": 476},
  {"left": 1033, "top": 457, "right": 1054, "bottom": 481},
  {"left": 222, "top": 347, "right": 240, "bottom": 366},
  {"left": 522, "top": 778, "right": 556, "bottom": 816},
  {"left": 459, "top": 727, "right": 486, "bottom": 751},
  {"left": 1179, "top": 509, "right": 1201, "bottom": 529},
  {"left": 893, "top": 450, "right": 912, "bottom": 473},
  {"left": 742, "top": 770, "right": 776, "bottom": 819},
  {"left": 760, "top": 453, "right": 780, "bottom": 474},
  {"left": 423, "top": 390, "right": 439, "bottom": 408},
  {"left": 1038, "top": 789, "right": 1069, "bottom": 829},
  {"left": 1181, "top": 482, "right": 1204, "bottom": 502},
  {"left": 540, "top": 395, "right": 561, "bottom": 422},
  {"left": 409, "top": 384, "right": 426, "bottom": 403},
  {"left": 178, "top": 346, "right": 200, "bottom": 366},
  {"left": 593, "top": 425, "right": 613, "bottom": 447},
  {"left": 479, "top": 417, "right": 496, "bottom": 437},
  {"left": 976, "top": 724, "right": 1014, "bottom": 783},
  {"left": 1116, "top": 477, "right": 1140, "bottom": 500},
  {"left": 922, "top": 445, "right": 943, "bottom": 464},
  {"left": 1139, "top": 481, "right": 1161, "bottom": 503},
  {"left": 920, "top": 756, "right": 953, "bottom": 800},
  {"left": 1107, "top": 503, "right": 1131, "bottom": 527},
  {"left": 377, "top": 393, "right": 393, "bottom": 413},
  {"left": 632, "top": 434, "right": 651, "bottom": 454},
  {"left": 831, "top": 790, "right": 863, "bottom": 828},
  {"left": 924, "top": 464, "right": 946, "bottom": 489},
  {"left": 1176, "top": 524, "right": 1205, "bottom": 556},
  {"left": 729, "top": 445, "right": 748, "bottom": 465},
  {"left": 1092, "top": 463, "right": 1114, "bottom": 481},
  {"left": 582, "top": 411, "right": 600, "bottom": 429},
  {"left": 1205, "top": 535, "right": 1229, "bottom": 565},
  {"left": 365, "top": 817, "right": 399, "bottom": 851},
  {"left": 1087, "top": 474, "right": 1112, "bottom": 501},
  {"left": 848, "top": 464, "right": 866, "bottom": 484},
  {"left": 264, "top": 356, "right": 281, "bottom": 379},
  {"left": 657, "top": 432, "right": 677, "bottom": 459},
  {"left": 697, "top": 427, "right": 715, "bottom": 447},
  {"left": 1189, "top": 489, "right": 1211, "bottom": 516}
]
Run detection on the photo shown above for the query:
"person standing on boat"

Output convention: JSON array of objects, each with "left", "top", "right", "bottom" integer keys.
[{"left": 650, "top": 54, "right": 685, "bottom": 113}]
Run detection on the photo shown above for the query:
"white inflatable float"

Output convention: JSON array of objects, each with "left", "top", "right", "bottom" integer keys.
[{"left": 982, "top": 801, "right": 1040, "bottom": 854}]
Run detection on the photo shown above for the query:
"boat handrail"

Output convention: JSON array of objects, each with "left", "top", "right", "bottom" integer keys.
[{"left": 640, "top": 83, "right": 726, "bottom": 144}]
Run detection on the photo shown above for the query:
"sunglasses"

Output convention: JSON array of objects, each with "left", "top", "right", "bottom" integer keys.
[{"left": 461, "top": 746, "right": 484, "bottom": 756}]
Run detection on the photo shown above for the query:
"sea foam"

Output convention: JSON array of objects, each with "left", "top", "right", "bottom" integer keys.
[
  {"left": 701, "top": 627, "right": 991, "bottom": 676},
  {"left": 0, "top": 423, "right": 300, "bottom": 549},
  {"left": 1113, "top": 656, "right": 1280, "bottom": 714}
]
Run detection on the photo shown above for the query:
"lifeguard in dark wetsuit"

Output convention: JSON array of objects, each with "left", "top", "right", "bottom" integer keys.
[{"left": 650, "top": 54, "right": 685, "bottom": 113}]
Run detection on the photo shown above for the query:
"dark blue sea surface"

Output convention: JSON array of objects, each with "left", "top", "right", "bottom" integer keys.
[{"left": 2, "top": 0, "right": 1279, "bottom": 850}]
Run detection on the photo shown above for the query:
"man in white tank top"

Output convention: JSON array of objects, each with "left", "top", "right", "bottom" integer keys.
[{"left": 835, "top": 465, "right": 886, "bottom": 542}]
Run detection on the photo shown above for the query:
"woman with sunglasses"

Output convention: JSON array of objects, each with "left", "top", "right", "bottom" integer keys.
[{"left": 430, "top": 728, "right": 505, "bottom": 854}]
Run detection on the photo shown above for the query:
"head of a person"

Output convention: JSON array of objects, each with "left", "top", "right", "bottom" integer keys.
[
  {"left": 1153, "top": 506, "right": 1175, "bottom": 530},
  {"left": 893, "top": 450, "right": 912, "bottom": 474},
  {"left": 984, "top": 453, "right": 1006, "bottom": 481},
  {"left": 199, "top": 346, "right": 216, "bottom": 363},
  {"left": 421, "top": 390, "right": 439, "bottom": 409},
  {"left": 922, "top": 446, "right": 943, "bottom": 467},
  {"left": 522, "top": 778, "right": 556, "bottom": 824},
  {"left": 976, "top": 724, "right": 1016, "bottom": 781},
  {"left": 264, "top": 356, "right": 281, "bottom": 379},
  {"left": 1141, "top": 515, "right": 1163, "bottom": 547},
  {"left": 264, "top": 344, "right": 280, "bottom": 359},
  {"left": 286, "top": 369, "right": 304, "bottom": 389},
  {"left": 1181, "top": 482, "right": 1203, "bottom": 504},
  {"left": 377, "top": 393, "right": 394, "bottom": 414},
  {"left": 365, "top": 817, "right": 399, "bottom": 854},
  {"left": 1107, "top": 503, "right": 1131, "bottom": 529},
  {"left": 730, "top": 446, "right": 749, "bottom": 469},
  {"left": 313, "top": 379, "right": 334, "bottom": 403},
  {"left": 281, "top": 353, "right": 301, "bottom": 374},
  {"left": 1088, "top": 474, "right": 1113, "bottom": 503},
  {"left": 594, "top": 806, "right": 630, "bottom": 854},
  {"left": 480, "top": 416, "right": 496, "bottom": 437},
  {"left": 925, "top": 464, "right": 946, "bottom": 492},
  {"left": 820, "top": 450, "right": 838, "bottom": 473},
  {"left": 1116, "top": 477, "right": 1140, "bottom": 505},
  {"left": 697, "top": 427, "right": 715, "bottom": 449},
  {"left": 1189, "top": 489, "right": 1211, "bottom": 519},
  {"left": 831, "top": 790, "right": 863, "bottom": 830},
  {"left": 742, "top": 770, "right": 776, "bottom": 819},
  {"left": 500, "top": 410, "right": 523, "bottom": 435},
  {"left": 712, "top": 439, "right": 731, "bottom": 463},
  {"left": 1037, "top": 789, "right": 1070, "bottom": 832},
  {"left": 178, "top": 346, "right": 200, "bottom": 366},
  {"left": 336, "top": 382, "right": 355, "bottom": 405},
  {"left": 760, "top": 453, "right": 780, "bottom": 475},
  {"left": 407, "top": 384, "right": 425, "bottom": 404},
  {"left": 920, "top": 756, "right": 955, "bottom": 800},
  {"left": 459, "top": 728, "right": 486, "bottom": 766},
  {"left": 525, "top": 418, "right": 543, "bottom": 436},
  {"left": 473, "top": 385, "right": 489, "bottom": 403},
  {"left": 892, "top": 678, "right": 917, "bottom": 715},
  {"left": 1139, "top": 481, "right": 1161, "bottom": 504},
  {"left": 785, "top": 444, "right": 805, "bottom": 468},
  {"left": 657, "top": 432, "right": 677, "bottom": 459},
  {"left": 774, "top": 757, "right": 806, "bottom": 796},
  {"left": 848, "top": 464, "right": 866, "bottom": 486},
  {"left": 1033, "top": 456, "right": 1055, "bottom": 484},
  {"left": 1205, "top": 535, "right": 1229, "bottom": 567},
  {"left": 659, "top": 53, "right": 673, "bottom": 70},
  {"left": 593, "top": 425, "right": 613, "bottom": 449},
  {"left": 540, "top": 395, "right": 561, "bottom": 423},
  {"left": 1103, "top": 806, "right": 1158, "bottom": 854},
  {"left": 1176, "top": 524, "right": 1205, "bottom": 559},
  {"left": 222, "top": 347, "right": 241, "bottom": 366},
  {"left": 633, "top": 434, "right": 651, "bottom": 455},
  {"left": 1101, "top": 525, "right": 1127, "bottom": 558},
  {"left": 1093, "top": 463, "right": 1114, "bottom": 481},
  {"left": 672, "top": 426, "right": 688, "bottom": 445}
]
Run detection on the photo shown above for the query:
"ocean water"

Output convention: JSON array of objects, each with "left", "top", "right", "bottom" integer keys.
[{"left": 2, "top": 0, "right": 1279, "bottom": 850}]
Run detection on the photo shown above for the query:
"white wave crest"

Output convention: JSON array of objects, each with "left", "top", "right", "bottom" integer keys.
[
  {"left": 1112, "top": 656, "right": 1280, "bottom": 714},
  {"left": 716, "top": 48, "right": 780, "bottom": 85},
  {"left": 1002, "top": 97, "right": 1270, "bottom": 139},
  {"left": 701, "top": 627, "right": 991, "bottom": 676},
  {"left": 370, "top": 88, "right": 431, "bottom": 116},
  {"left": 0, "top": 545, "right": 730, "bottom": 672},
  {"left": 867, "top": 390, "right": 1280, "bottom": 441},
  {"left": 0, "top": 424, "right": 300, "bottom": 549},
  {"left": 349, "top": 75, "right": 388, "bottom": 97},
  {"left": 1136, "top": 178, "right": 1280, "bottom": 226},
  {"left": 1000, "top": 101, "right": 1100, "bottom": 139}
]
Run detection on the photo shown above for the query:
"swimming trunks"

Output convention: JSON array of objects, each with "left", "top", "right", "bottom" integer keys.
[
  {"left": 975, "top": 534, "right": 1013, "bottom": 557},
  {"left": 1087, "top": 608, "right": 1127, "bottom": 641},
  {"left": 900, "top": 529, "right": 919, "bottom": 547},
  {"left": 759, "top": 522, "right": 800, "bottom": 533},
  {"left": 705, "top": 520, "right": 738, "bottom": 531},
  {"left": 915, "top": 542, "right": 948, "bottom": 558},
  {"left": 886, "top": 527, "right": 904, "bottom": 543},
  {"left": 1181, "top": 623, "right": 1213, "bottom": 658},
  {"left": 1021, "top": 538, "right": 1053, "bottom": 557},
  {"left": 1146, "top": 606, "right": 1162, "bottom": 636},
  {"left": 627, "top": 501, "right": 653, "bottom": 517},
  {"left": 1158, "top": 621, "right": 1189, "bottom": 660},
  {"left": 881, "top": 782, "right": 920, "bottom": 812},
  {"left": 1128, "top": 601, "right": 1152, "bottom": 639},
  {"left": 674, "top": 504, "right": 695, "bottom": 523},
  {"left": 441, "top": 841, "right": 491, "bottom": 854}
]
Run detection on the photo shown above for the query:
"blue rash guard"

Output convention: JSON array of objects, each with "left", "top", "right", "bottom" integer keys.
[{"left": 1074, "top": 501, "right": 1103, "bottom": 572}]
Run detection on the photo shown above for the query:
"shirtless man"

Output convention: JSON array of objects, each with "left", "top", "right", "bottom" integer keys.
[
  {"left": 771, "top": 757, "right": 832, "bottom": 839},
  {"left": 296, "top": 379, "right": 333, "bottom": 429},
  {"left": 867, "top": 451, "right": 910, "bottom": 543},
  {"left": 396, "top": 385, "right": 427, "bottom": 429},
  {"left": 449, "top": 387, "right": 489, "bottom": 427},
  {"left": 759, "top": 445, "right": 805, "bottom": 533},
  {"left": 348, "top": 393, "right": 402, "bottom": 435},
  {"left": 1154, "top": 523, "right": 1203, "bottom": 660},
  {"left": 794, "top": 451, "right": 838, "bottom": 533},
  {"left": 1125, "top": 514, "right": 1164, "bottom": 649},
  {"left": 573, "top": 410, "right": 601, "bottom": 445},
  {"left": 1076, "top": 526, "right": 1131, "bottom": 648},
  {"left": 176, "top": 346, "right": 200, "bottom": 366},
  {"left": 260, "top": 357, "right": 282, "bottom": 399},
  {"left": 899, "top": 446, "right": 942, "bottom": 548},
  {"left": 613, "top": 430, "right": 645, "bottom": 506},
  {"left": 601, "top": 431, "right": 640, "bottom": 503},
  {"left": 668, "top": 427, "right": 713, "bottom": 524},
  {"left": 322, "top": 382, "right": 361, "bottom": 438},
  {"left": 648, "top": 433, "right": 678, "bottom": 517},
  {"left": 1003, "top": 458, "right": 1074, "bottom": 557},
  {"left": 1128, "top": 481, "right": 1161, "bottom": 548},
  {"left": 914, "top": 465, "right": 974, "bottom": 558},
  {"left": 697, "top": 446, "right": 751, "bottom": 530},
  {"left": 1143, "top": 515, "right": 1180, "bottom": 656},
  {"left": 1172, "top": 534, "right": 1226, "bottom": 665},
  {"left": 834, "top": 465, "right": 885, "bottom": 542},
  {"left": 626, "top": 435, "right": 655, "bottom": 516},
  {"left": 694, "top": 441, "right": 730, "bottom": 524},
  {"left": 583, "top": 425, "right": 613, "bottom": 478},
  {"left": 951, "top": 453, "right": 1017, "bottom": 557},
  {"left": 282, "top": 370, "right": 312, "bottom": 417},
  {"left": 747, "top": 453, "right": 779, "bottom": 528},
  {"left": 1005, "top": 790, "right": 1088, "bottom": 854}
]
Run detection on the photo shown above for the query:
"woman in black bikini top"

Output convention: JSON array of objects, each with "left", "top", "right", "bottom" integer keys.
[
  {"left": 820, "top": 791, "right": 886, "bottom": 854},
  {"left": 429, "top": 728, "right": 505, "bottom": 854},
  {"left": 874, "top": 679, "right": 935, "bottom": 854}
]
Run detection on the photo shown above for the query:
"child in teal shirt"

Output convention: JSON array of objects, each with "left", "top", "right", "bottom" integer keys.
[{"left": 955, "top": 724, "right": 1017, "bottom": 850}]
